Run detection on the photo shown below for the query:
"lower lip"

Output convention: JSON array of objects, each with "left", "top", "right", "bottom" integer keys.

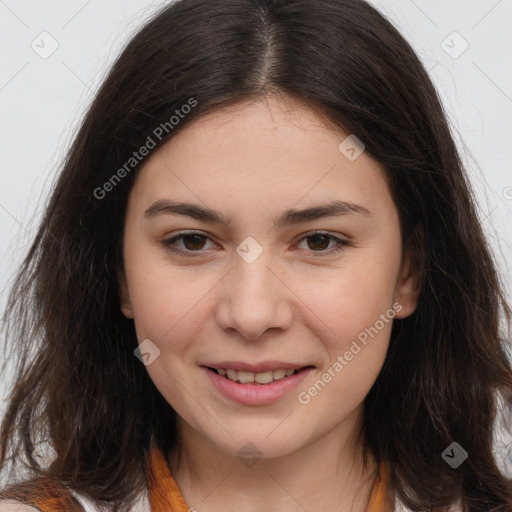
[{"left": 202, "top": 366, "right": 313, "bottom": 405}]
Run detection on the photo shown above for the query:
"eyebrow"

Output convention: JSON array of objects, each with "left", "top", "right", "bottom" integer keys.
[{"left": 144, "top": 199, "right": 371, "bottom": 227}]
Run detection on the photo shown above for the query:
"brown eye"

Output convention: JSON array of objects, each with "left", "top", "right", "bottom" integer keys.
[
  {"left": 296, "top": 231, "right": 349, "bottom": 257},
  {"left": 181, "top": 234, "right": 207, "bottom": 250},
  {"left": 306, "top": 234, "right": 331, "bottom": 251},
  {"left": 161, "top": 232, "right": 215, "bottom": 257}
]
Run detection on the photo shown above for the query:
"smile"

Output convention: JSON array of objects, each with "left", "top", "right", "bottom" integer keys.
[
  {"left": 211, "top": 367, "right": 303, "bottom": 384},
  {"left": 201, "top": 364, "right": 315, "bottom": 405}
]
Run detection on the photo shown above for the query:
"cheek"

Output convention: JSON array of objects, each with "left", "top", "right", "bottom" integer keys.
[
  {"left": 298, "top": 269, "right": 396, "bottom": 415},
  {"left": 293, "top": 249, "right": 400, "bottom": 411},
  {"left": 127, "top": 273, "right": 205, "bottom": 345},
  {"left": 123, "top": 235, "right": 211, "bottom": 338},
  {"left": 295, "top": 253, "right": 399, "bottom": 347}
]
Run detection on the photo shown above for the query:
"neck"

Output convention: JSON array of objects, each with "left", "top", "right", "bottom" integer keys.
[{"left": 167, "top": 409, "right": 378, "bottom": 512}]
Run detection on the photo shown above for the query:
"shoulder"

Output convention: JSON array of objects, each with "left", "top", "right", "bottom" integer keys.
[
  {"left": 0, "top": 488, "right": 149, "bottom": 512},
  {"left": 394, "top": 496, "right": 462, "bottom": 511},
  {"left": 69, "top": 489, "right": 150, "bottom": 512},
  {"left": 0, "top": 500, "right": 39, "bottom": 512}
]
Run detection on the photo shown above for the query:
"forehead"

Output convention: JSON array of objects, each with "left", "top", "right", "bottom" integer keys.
[{"left": 128, "top": 95, "right": 395, "bottom": 223}]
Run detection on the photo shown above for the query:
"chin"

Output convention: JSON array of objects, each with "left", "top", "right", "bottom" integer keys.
[{"left": 211, "top": 430, "right": 306, "bottom": 462}]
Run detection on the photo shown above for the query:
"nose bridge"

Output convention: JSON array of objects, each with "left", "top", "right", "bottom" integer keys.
[
  {"left": 218, "top": 238, "right": 291, "bottom": 340},
  {"left": 235, "top": 248, "right": 273, "bottom": 299}
]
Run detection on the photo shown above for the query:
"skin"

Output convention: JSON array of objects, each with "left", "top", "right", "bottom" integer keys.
[{"left": 118, "top": 93, "right": 421, "bottom": 512}]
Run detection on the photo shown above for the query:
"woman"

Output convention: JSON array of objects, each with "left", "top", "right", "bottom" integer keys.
[{"left": 1, "top": 0, "right": 511, "bottom": 510}]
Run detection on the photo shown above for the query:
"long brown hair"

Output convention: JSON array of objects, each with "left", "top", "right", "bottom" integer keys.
[{"left": 1, "top": 0, "right": 511, "bottom": 510}]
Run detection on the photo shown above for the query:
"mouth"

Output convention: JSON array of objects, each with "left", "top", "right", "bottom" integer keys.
[
  {"left": 200, "top": 360, "right": 316, "bottom": 404},
  {"left": 205, "top": 366, "right": 313, "bottom": 385}
]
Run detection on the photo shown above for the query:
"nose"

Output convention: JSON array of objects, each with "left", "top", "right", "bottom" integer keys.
[{"left": 216, "top": 250, "right": 293, "bottom": 341}]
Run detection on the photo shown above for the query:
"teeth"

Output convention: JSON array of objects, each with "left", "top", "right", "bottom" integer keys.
[
  {"left": 273, "top": 369, "right": 286, "bottom": 380},
  {"left": 215, "top": 368, "right": 300, "bottom": 384},
  {"left": 255, "top": 371, "right": 273, "bottom": 384},
  {"left": 237, "top": 371, "right": 255, "bottom": 383}
]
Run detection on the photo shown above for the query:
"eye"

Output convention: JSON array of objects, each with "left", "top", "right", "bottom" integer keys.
[
  {"left": 161, "top": 232, "right": 216, "bottom": 257},
  {"left": 161, "top": 230, "right": 349, "bottom": 258},
  {"left": 295, "top": 231, "right": 349, "bottom": 256}
]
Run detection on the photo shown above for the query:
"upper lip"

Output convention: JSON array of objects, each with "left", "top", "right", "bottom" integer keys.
[{"left": 201, "top": 361, "right": 313, "bottom": 373}]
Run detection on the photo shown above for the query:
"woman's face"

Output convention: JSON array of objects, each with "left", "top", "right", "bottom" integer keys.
[{"left": 119, "top": 94, "right": 419, "bottom": 460}]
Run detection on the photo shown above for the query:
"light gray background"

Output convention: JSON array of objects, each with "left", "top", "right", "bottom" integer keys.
[{"left": 0, "top": 0, "right": 511, "bottom": 435}]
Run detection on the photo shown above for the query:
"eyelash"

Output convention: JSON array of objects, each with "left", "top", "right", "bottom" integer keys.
[{"left": 161, "top": 231, "right": 350, "bottom": 258}]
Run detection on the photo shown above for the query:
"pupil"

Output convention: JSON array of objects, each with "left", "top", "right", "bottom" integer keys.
[
  {"left": 308, "top": 234, "right": 329, "bottom": 250},
  {"left": 184, "top": 234, "right": 205, "bottom": 250}
]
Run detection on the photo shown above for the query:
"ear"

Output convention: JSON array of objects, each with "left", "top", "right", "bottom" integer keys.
[
  {"left": 393, "top": 227, "right": 423, "bottom": 320},
  {"left": 117, "top": 264, "right": 134, "bottom": 319}
]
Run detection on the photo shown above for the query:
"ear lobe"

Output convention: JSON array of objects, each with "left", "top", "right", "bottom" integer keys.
[
  {"left": 117, "top": 265, "right": 134, "bottom": 319},
  {"left": 393, "top": 227, "right": 424, "bottom": 320}
]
